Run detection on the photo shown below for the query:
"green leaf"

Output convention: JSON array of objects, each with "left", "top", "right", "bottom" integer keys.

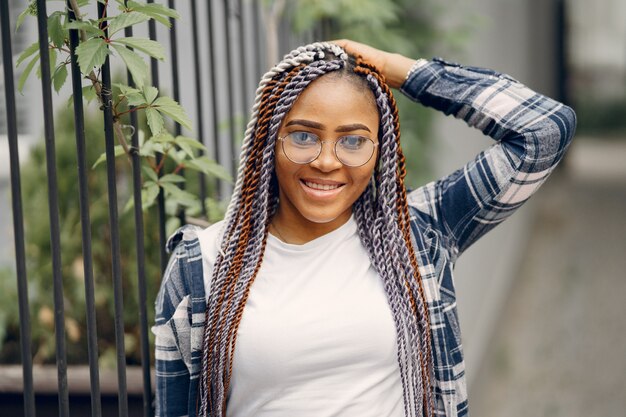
[
  {"left": 167, "top": 149, "right": 186, "bottom": 164},
  {"left": 111, "top": 44, "right": 147, "bottom": 88},
  {"left": 143, "top": 86, "right": 158, "bottom": 104},
  {"left": 152, "top": 132, "right": 176, "bottom": 143},
  {"left": 16, "top": 42, "right": 39, "bottom": 67},
  {"left": 176, "top": 141, "right": 194, "bottom": 158},
  {"left": 145, "top": 107, "right": 164, "bottom": 135},
  {"left": 141, "top": 166, "right": 159, "bottom": 182},
  {"left": 82, "top": 85, "right": 98, "bottom": 103},
  {"left": 175, "top": 136, "right": 206, "bottom": 150},
  {"left": 18, "top": 54, "right": 39, "bottom": 93},
  {"left": 161, "top": 183, "right": 198, "bottom": 208},
  {"left": 116, "top": 83, "right": 146, "bottom": 106},
  {"left": 124, "top": 181, "right": 159, "bottom": 212},
  {"left": 159, "top": 174, "right": 185, "bottom": 184},
  {"left": 152, "top": 96, "right": 192, "bottom": 130},
  {"left": 142, "top": 182, "right": 161, "bottom": 208},
  {"left": 67, "top": 84, "right": 98, "bottom": 107},
  {"left": 48, "top": 14, "right": 65, "bottom": 48},
  {"left": 75, "top": 37, "right": 109, "bottom": 74},
  {"left": 107, "top": 11, "right": 150, "bottom": 36},
  {"left": 114, "top": 83, "right": 141, "bottom": 96},
  {"left": 15, "top": 1, "right": 37, "bottom": 31},
  {"left": 52, "top": 64, "right": 68, "bottom": 93},
  {"left": 92, "top": 145, "right": 126, "bottom": 169},
  {"left": 124, "top": 0, "right": 180, "bottom": 27},
  {"left": 138, "top": 141, "right": 156, "bottom": 158},
  {"left": 36, "top": 48, "right": 57, "bottom": 80},
  {"left": 126, "top": 92, "right": 146, "bottom": 107},
  {"left": 114, "top": 37, "right": 165, "bottom": 60},
  {"left": 185, "top": 156, "right": 232, "bottom": 182},
  {"left": 141, "top": 139, "right": 166, "bottom": 157},
  {"left": 65, "top": 21, "right": 105, "bottom": 37},
  {"left": 173, "top": 136, "right": 205, "bottom": 158}
]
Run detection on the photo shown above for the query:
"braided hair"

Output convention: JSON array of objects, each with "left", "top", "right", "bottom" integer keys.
[{"left": 198, "top": 42, "right": 434, "bottom": 417}]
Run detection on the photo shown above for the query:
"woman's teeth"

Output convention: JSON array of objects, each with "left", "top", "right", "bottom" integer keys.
[{"left": 304, "top": 181, "right": 341, "bottom": 191}]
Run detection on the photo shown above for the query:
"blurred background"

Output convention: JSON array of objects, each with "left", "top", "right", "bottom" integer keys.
[{"left": 0, "top": 0, "right": 624, "bottom": 415}]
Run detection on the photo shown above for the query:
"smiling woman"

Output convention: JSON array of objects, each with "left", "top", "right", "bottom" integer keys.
[
  {"left": 272, "top": 74, "right": 380, "bottom": 241},
  {"left": 152, "top": 41, "right": 576, "bottom": 417}
]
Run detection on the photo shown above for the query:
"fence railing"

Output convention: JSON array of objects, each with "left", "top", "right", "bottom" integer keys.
[{"left": 0, "top": 1, "right": 324, "bottom": 416}]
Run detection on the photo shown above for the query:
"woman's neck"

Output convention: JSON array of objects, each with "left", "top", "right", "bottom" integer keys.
[{"left": 269, "top": 208, "right": 352, "bottom": 245}]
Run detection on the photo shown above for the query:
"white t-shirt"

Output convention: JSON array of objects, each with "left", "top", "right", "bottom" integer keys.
[{"left": 198, "top": 216, "right": 404, "bottom": 417}]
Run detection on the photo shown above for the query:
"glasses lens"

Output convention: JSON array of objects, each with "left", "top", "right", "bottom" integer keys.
[
  {"left": 283, "top": 132, "right": 321, "bottom": 164},
  {"left": 336, "top": 136, "right": 376, "bottom": 166}
]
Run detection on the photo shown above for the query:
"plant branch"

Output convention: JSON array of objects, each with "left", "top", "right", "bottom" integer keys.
[
  {"left": 113, "top": 120, "right": 132, "bottom": 161},
  {"left": 172, "top": 164, "right": 185, "bottom": 175},
  {"left": 68, "top": 0, "right": 88, "bottom": 43},
  {"left": 155, "top": 147, "right": 171, "bottom": 174}
]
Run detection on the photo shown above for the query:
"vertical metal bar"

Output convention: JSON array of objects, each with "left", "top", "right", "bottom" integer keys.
[
  {"left": 252, "top": 0, "right": 263, "bottom": 79},
  {"left": 167, "top": 0, "right": 181, "bottom": 136},
  {"left": 236, "top": 0, "right": 249, "bottom": 123},
  {"left": 223, "top": 0, "right": 238, "bottom": 179},
  {"left": 207, "top": 0, "right": 222, "bottom": 199},
  {"left": 35, "top": 1, "right": 70, "bottom": 415},
  {"left": 124, "top": 16, "right": 154, "bottom": 417},
  {"left": 0, "top": 3, "right": 36, "bottom": 417},
  {"left": 97, "top": 3, "right": 129, "bottom": 416},
  {"left": 190, "top": 0, "right": 208, "bottom": 218},
  {"left": 555, "top": 0, "right": 569, "bottom": 105},
  {"left": 146, "top": 0, "right": 167, "bottom": 273},
  {"left": 166, "top": 0, "right": 186, "bottom": 225},
  {"left": 66, "top": 2, "right": 102, "bottom": 416}
]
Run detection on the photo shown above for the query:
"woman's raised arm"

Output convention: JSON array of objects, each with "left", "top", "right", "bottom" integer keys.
[{"left": 335, "top": 39, "right": 577, "bottom": 259}]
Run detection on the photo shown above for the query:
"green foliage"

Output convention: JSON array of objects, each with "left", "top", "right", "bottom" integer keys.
[
  {"left": 4, "top": 0, "right": 228, "bottom": 365},
  {"left": 0, "top": 106, "right": 167, "bottom": 365},
  {"left": 15, "top": 0, "right": 228, "bottom": 217},
  {"left": 0, "top": 268, "right": 20, "bottom": 358}
]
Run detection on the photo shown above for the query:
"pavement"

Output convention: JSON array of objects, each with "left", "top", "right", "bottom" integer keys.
[{"left": 469, "top": 138, "right": 626, "bottom": 416}]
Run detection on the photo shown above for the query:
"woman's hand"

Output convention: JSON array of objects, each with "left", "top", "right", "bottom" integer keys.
[{"left": 332, "top": 39, "right": 417, "bottom": 89}]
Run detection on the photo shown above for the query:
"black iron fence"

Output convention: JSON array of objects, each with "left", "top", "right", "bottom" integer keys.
[{"left": 0, "top": 1, "right": 324, "bottom": 416}]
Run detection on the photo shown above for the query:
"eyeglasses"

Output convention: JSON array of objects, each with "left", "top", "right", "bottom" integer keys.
[{"left": 278, "top": 131, "right": 378, "bottom": 167}]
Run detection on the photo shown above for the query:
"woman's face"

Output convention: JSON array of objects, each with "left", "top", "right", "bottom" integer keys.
[{"left": 274, "top": 74, "right": 380, "bottom": 230}]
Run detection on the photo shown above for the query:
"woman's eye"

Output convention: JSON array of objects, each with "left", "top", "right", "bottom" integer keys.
[
  {"left": 289, "top": 132, "right": 318, "bottom": 146},
  {"left": 340, "top": 135, "right": 367, "bottom": 150}
]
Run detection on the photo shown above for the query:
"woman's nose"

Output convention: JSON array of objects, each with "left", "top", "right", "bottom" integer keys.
[{"left": 309, "top": 141, "right": 342, "bottom": 172}]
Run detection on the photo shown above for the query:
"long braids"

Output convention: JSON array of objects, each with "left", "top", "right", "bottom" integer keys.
[
  {"left": 199, "top": 43, "right": 434, "bottom": 417},
  {"left": 353, "top": 58, "right": 434, "bottom": 416}
]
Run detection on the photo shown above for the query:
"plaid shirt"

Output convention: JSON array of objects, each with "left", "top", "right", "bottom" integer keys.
[{"left": 153, "top": 58, "right": 577, "bottom": 417}]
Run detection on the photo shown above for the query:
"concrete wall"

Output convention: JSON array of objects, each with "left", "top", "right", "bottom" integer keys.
[{"left": 424, "top": 0, "right": 561, "bottom": 389}]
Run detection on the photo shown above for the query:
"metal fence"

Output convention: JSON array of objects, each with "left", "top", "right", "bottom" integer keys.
[{"left": 0, "top": 1, "right": 325, "bottom": 416}]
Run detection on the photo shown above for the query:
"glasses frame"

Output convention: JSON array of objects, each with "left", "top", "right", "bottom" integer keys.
[{"left": 277, "top": 132, "right": 379, "bottom": 167}]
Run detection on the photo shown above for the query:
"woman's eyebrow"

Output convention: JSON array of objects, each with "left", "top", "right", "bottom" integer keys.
[
  {"left": 335, "top": 123, "right": 371, "bottom": 133},
  {"left": 285, "top": 119, "right": 372, "bottom": 133},
  {"left": 285, "top": 119, "right": 325, "bottom": 130}
]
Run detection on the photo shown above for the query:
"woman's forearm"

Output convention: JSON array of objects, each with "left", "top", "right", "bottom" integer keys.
[{"left": 400, "top": 57, "right": 576, "bottom": 167}]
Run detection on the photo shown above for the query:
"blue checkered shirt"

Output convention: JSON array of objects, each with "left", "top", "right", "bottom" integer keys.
[{"left": 152, "top": 58, "right": 577, "bottom": 416}]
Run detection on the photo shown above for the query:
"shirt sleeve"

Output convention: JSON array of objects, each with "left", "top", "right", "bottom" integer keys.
[
  {"left": 152, "top": 244, "right": 193, "bottom": 417},
  {"left": 401, "top": 57, "right": 577, "bottom": 260}
]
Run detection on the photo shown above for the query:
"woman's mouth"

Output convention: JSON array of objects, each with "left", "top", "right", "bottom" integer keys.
[
  {"left": 300, "top": 179, "right": 345, "bottom": 198},
  {"left": 303, "top": 180, "right": 341, "bottom": 191}
]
